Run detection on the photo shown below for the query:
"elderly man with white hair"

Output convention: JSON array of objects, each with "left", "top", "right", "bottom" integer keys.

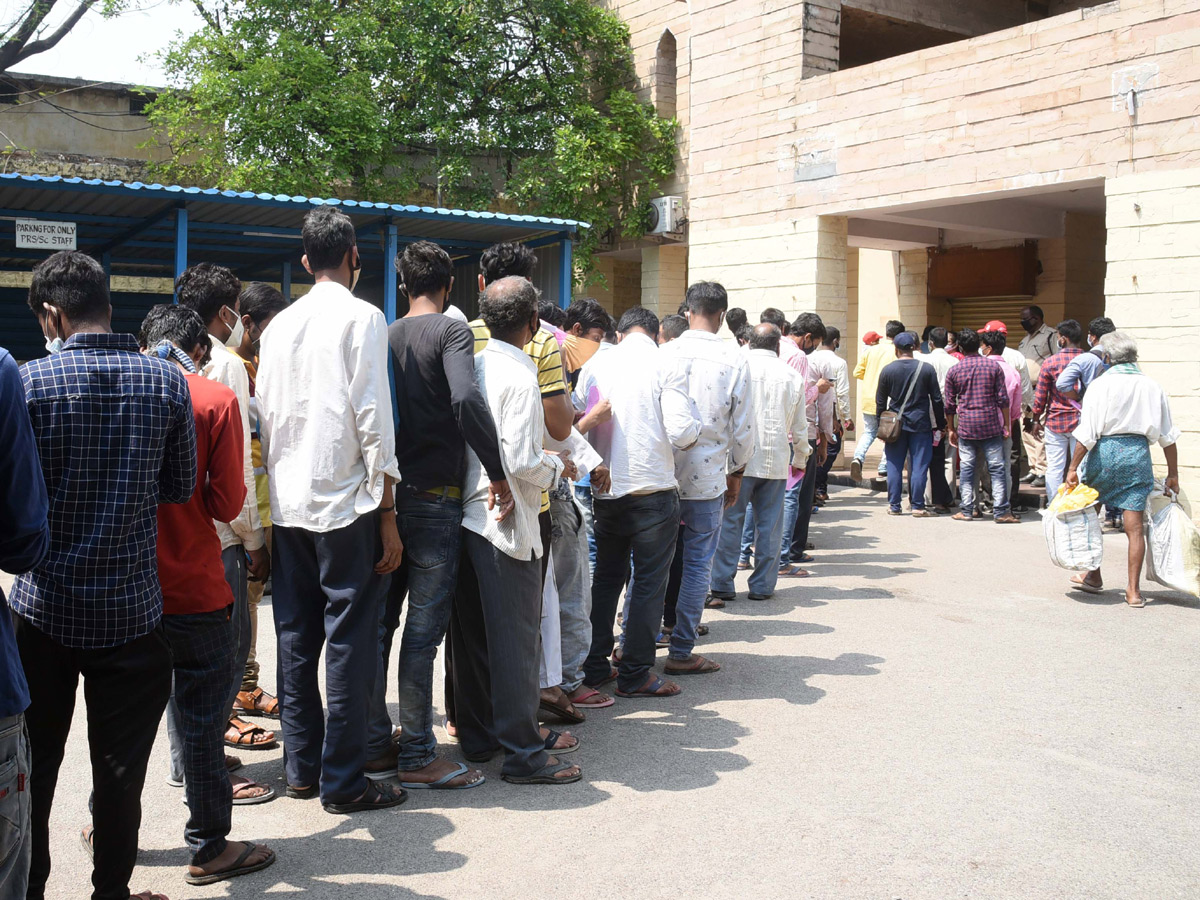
[{"left": 1064, "top": 331, "right": 1181, "bottom": 607}]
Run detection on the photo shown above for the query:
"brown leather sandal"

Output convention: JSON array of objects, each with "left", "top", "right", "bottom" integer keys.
[
  {"left": 234, "top": 686, "right": 280, "bottom": 719},
  {"left": 224, "top": 716, "right": 277, "bottom": 750}
]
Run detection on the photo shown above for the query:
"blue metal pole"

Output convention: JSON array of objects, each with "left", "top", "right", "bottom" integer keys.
[
  {"left": 558, "top": 236, "right": 573, "bottom": 309},
  {"left": 383, "top": 221, "right": 399, "bottom": 323},
  {"left": 281, "top": 261, "right": 292, "bottom": 303},
  {"left": 173, "top": 206, "right": 189, "bottom": 288}
]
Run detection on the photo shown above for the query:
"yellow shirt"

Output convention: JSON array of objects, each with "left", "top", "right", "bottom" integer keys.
[
  {"left": 470, "top": 321, "right": 567, "bottom": 514},
  {"left": 853, "top": 343, "right": 895, "bottom": 417}
]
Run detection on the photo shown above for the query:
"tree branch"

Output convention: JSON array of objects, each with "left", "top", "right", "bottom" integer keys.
[
  {"left": 7, "top": 0, "right": 99, "bottom": 70},
  {"left": 0, "top": 0, "right": 58, "bottom": 71}
]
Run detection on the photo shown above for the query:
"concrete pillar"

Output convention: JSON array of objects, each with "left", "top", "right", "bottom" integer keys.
[
  {"left": 1105, "top": 170, "right": 1200, "bottom": 514},
  {"left": 801, "top": 0, "right": 841, "bottom": 78},
  {"left": 793, "top": 215, "right": 849, "bottom": 334},
  {"left": 641, "top": 244, "right": 688, "bottom": 317},
  {"left": 897, "top": 249, "right": 930, "bottom": 333}
]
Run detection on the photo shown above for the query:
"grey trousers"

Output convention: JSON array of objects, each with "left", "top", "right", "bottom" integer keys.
[
  {"left": 221, "top": 546, "right": 250, "bottom": 723},
  {"left": 0, "top": 714, "right": 31, "bottom": 899},
  {"left": 550, "top": 497, "right": 592, "bottom": 694},
  {"left": 446, "top": 530, "right": 549, "bottom": 777}
]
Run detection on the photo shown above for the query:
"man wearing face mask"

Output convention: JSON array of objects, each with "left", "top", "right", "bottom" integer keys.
[
  {"left": 230, "top": 283, "right": 289, "bottom": 722},
  {"left": 176, "top": 264, "right": 275, "bottom": 756}
]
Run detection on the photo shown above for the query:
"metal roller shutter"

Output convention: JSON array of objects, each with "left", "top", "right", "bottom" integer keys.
[{"left": 949, "top": 298, "right": 1029, "bottom": 335}]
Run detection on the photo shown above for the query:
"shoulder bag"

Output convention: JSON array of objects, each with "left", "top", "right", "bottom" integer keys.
[{"left": 877, "top": 363, "right": 924, "bottom": 444}]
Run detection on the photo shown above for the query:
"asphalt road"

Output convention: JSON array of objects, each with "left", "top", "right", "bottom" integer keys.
[{"left": 14, "top": 486, "right": 1200, "bottom": 899}]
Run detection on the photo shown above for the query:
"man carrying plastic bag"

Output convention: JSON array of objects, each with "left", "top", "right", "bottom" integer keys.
[
  {"left": 1043, "top": 483, "right": 1103, "bottom": 573},
  {"left": 1144, "top": 488, "right": 1200, "bottom": 599}
]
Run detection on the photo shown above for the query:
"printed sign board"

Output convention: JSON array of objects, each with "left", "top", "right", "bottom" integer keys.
[{"left": 16, "top": 219, "right": 77, "bottom": 250}]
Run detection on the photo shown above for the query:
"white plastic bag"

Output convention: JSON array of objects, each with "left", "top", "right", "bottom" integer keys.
[
  {"left": 1043, "top": 502, "right": 1104, "bottom": 572},
  {"left": 1144, "top": 491, "right": 1200, "bottom": 598}
]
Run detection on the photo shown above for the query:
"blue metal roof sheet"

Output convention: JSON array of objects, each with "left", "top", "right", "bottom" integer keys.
[{"left": 0, "top": 172, "right": 589, "bottom": 229}]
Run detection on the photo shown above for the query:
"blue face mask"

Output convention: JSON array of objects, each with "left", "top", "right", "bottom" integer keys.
[{"left": 44, "top": 334, "right": 63, "bottom": 354}]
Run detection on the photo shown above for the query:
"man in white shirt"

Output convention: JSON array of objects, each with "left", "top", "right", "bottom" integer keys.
[
  {"left": 916, "top": 326, "right": 958, "bottom": 509},
  {"left": 661, "top": 283, "right": 754, "bottom": 673},
  {"left": 175, "top": 264, "right": 274, "bottom": 754},
  {"left": 446, "top": 276, "right": 581, "bottom": 784},
  {"left": 810, "top": 325, "right": 851, "bottom": 502},
  {"left": 576, "top": 307, "right": 699, "bottom": 699},
  {"left": 257, "top": 206, "right": 405, "bottom": 814},
  {"left": 710, "top": 325, "right": 805, "bottom": 601}
]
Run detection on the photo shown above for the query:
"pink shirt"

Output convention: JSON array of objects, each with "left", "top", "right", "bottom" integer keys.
[{"left": 779, "top": 338, "right": 818, "bottom": 431}]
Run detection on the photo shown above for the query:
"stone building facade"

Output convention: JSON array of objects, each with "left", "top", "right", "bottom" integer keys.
[{"left": 598, "top": 0, "right": 1200, "bottom": 505}]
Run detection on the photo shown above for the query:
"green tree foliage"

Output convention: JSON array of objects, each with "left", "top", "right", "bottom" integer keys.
[{"left": 148, "top": 0, "right": 677, "bottom": 272}]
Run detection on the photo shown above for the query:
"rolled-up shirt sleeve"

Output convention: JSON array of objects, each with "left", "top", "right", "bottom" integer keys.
[
  {"left": 1156, "top": 388, "right": 1181, "bottom": 448},
  {"left": 348, "top": 311, "right": 401, "bottom": 511}
]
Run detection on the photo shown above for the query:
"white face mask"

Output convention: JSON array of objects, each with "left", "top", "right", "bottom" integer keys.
[
  {"left": 222, "top": 306, "right": 245, "bottom": 348},
  {"left": 44, "top": 334, "right": 63, "bottom": 355}
]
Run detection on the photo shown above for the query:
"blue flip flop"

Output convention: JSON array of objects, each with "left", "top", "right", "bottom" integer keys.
[{"left": 399, "top": 761, "right": 485, "bottom": 790}]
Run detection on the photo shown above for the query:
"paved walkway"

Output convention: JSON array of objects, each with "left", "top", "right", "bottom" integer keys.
[{"left": 16, "top": 487, "right": 1200, "bottom": 898}]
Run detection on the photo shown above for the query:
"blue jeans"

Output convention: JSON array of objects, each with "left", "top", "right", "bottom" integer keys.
[
  {"left": 1044, "top": 429, "right": 1076, "bottom": 501},
  {"left": 368, "top": 490, "right": 462, "bottom": 769},
  {"left": 220, "top": 546, "right": 249, "bottom": 724},
  {"left": 786, "top": 440, "right": 820, "bottom": 561},
  {"left": 884, "top": 430, "right": 933, "bottom": 512},
  {"left": 0, "top": 715, "right": 30, "bottom": 900},
  {"left": 817, "top": 431, "right": 842, "bottom": 493},
  {"left": 739, "top": 507, "right": 754, "bottom": 564},
  {"left": 162, "top": 608, "right": 235, "bottom": 866},
  {"left": 585, "top": 490, "right": 680, "bottom": 693},
  {"left": 854, "top": 413, "right": 887, "bottom": 473},
  {"left": 959, "top": 437, "right": 1010, "bottom": 518},
  {"left": 574, "top": 484, "right": 596, "bottom": 574},
  {"left": 711, "top": 477, "right": 787, "bottom": 599},
  {"left": 669, "top": 497, "right": 725, "bottom": 661}
]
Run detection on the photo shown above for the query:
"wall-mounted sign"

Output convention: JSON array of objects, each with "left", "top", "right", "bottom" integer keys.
[{"left": 16, "top": 219, "right": 77, "bottom": 250}]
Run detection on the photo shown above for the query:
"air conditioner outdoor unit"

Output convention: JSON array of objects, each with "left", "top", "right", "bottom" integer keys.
[{"left": 648, "top": 195, "right": 684, "bottom": 234}]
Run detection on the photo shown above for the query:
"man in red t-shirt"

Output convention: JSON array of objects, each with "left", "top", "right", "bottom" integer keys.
[{"left": 139, "top": 305, "right": 276, "bottom": 888}]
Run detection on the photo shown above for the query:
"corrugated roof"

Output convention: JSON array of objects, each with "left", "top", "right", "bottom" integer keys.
[{"left": 0, "top": 173, "right": 589, "bottom": 229}]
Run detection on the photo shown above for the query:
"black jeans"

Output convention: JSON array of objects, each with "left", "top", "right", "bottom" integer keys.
[
  {"left": 585, "top": 490, "right": 680, "bottom": 693},
  {"left": 445, "top": 530, "right": 548, "bottom": 776},
  {"left": 272, "top": 513, "right": 385, "bottom": 804},
  {"left": 162, "top": 608, "right": 235, "bottom": 866},
  {"left": 816, "top": 431, "right": 842, "bottom": 495},
  {"left": 16, "top": 618, "right": 171, "bottom": 900},
  {"left": 929, "top": 437, "right": 954, "bottom": 508},
  {"left": 788, "top": 440, "right": 821, "bottom": 562},
  {"left": 660, "top": 526, "right": 687, "bottom": 631}
]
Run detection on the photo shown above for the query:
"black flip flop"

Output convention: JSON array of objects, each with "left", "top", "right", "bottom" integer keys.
[
  {"left": 322, "top": 781, "right": 407, "bottom": 814},
  {"left": 184, "top": 841, "right": 277, "bottom": 886},
  {"left": 538, "top": 696, "right": 585, "bottom": 724},
  {"left": 614, "top": 674, "right": 681, "bottom": 699},
  {"left": 542, "top": 729, "right": 579, "bottom": 755},
  {"left": 584, "top": 666, "right": 618, "bottom": 689},
  {"left": 502, "top": 759, "right": 582, "bottom": 785}
]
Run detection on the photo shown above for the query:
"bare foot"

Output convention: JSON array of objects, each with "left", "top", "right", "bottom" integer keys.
[{"left": 397, "top": 758, "right": 483, "bottom": 788}]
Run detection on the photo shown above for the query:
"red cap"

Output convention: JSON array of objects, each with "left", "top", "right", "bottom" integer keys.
[
  {"left": 980, "top": 320, "right": 1008, "bottom": 334},
  {"left": 863, "top": 331, "right": 881, "bottom": 345}
]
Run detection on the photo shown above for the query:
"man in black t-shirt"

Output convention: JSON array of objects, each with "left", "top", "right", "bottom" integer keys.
[
  {"left": 364, "top": 241, "right": 511, "bottom": 792},
  {"left": 875, "top": 331, "right": 946, "bottom": 517}
]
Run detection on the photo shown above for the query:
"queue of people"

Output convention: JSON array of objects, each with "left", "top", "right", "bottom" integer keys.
[{"left": 0, "top": 205, "right": 1184, "bottom": 899}]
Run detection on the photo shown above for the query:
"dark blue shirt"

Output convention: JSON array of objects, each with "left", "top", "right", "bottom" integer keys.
[
  {"left": 10, "top": 333, "right": 197, "bottom": 650},
  {"left": 0, "top": 347, "right": 48, "bottom": 718}
]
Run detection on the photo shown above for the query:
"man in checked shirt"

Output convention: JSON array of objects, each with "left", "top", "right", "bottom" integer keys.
[{"left": 13, "top": 250, "right": 197, "bottom": 900}]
